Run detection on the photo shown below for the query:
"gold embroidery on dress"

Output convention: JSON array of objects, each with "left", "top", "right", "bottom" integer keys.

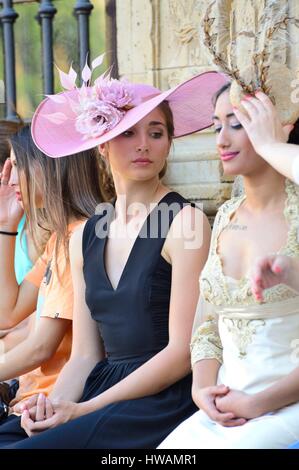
[
  {"left": 191, "top": 180, "right": 299, "bottom": 365},
  {"left": 201, "top": 179, "right": 299, "bottom": 307},
  {"left": 190, "top": 317, "right": 223, "bottom": 367},
  {"left": 222, "top": 317, "right": 266, "bottom": 358}
]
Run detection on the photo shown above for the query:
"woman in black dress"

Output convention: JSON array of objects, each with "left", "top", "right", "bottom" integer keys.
[{"left": 0, "top": 69, "right": 226, "bottom": 448}]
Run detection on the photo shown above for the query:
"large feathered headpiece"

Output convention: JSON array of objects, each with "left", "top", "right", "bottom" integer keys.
[{"left": 202, "top": 0, "right": 299, "bottom": 123}]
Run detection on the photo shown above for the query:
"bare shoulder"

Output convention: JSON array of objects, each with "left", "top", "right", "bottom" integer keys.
[
  {"left": 169, "top": 203, "right": 211, "bottom": 240},
  {"left": 69, "top": 220, "right": 88, "bottom": 266},
  {"left": 164, "top": 203, "right": 211, "bottom": 261}
]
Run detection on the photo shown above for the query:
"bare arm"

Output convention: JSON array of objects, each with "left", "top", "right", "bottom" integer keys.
[
  {"left": 215, "top": 365, "right": 299, "bottom": 420},
  {"left": 0, "top": 236, "right": 39, "bottom": 329},
  {"left": 246, "top": 142, "right": 299, "bottom": 182},
  {"left": 252, "top": 367, "right": 299, "bottom": 416},
  {"left": 192, "top": 358, "right": 220, "bottom": 391},
  {"left": 49, "top": 224, "right": 105, "bottom": 403},
  {"left": 0, "top": 160, "right": 39, "bottom": 328},
  {"left": 234, "top": 92, "right": 298, "bottom": 182},
  {"left": 0, "top": 315, "right": 70, "bottom": 381},
  {"left": 0, "top": 317, "right": 31, "bottom": 352}
]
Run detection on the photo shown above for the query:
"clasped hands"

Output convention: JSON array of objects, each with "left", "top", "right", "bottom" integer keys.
[
  {"left": 12, "top": 394, "right": 78, "bottom": 437},
  {"left": 192, "top": 384, "right": 260, "bottom": 428}
]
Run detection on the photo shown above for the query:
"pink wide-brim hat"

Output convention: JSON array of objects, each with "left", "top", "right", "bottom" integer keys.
[{"left": 32, "top": 71, "right": 228, "bottom": 158}]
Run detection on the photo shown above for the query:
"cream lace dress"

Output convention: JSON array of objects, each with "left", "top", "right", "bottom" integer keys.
[{"left": 159, "top": 179, "right": 299, "bottom": 449}]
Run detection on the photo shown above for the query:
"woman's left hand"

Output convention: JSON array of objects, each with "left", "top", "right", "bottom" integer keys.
[
  {"left": 215, "top": 389, "right": 259, "bottom": 420},
  {"left": 250, "top": 254, "right": 295, "bottom": 302},
  {"left": 21, "top": 398, "right": 79, "bottom": 437}
]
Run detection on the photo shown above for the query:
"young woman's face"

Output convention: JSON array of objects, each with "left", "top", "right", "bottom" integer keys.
[
  {"left": 101, "top": 107, "right": 171, "bottom": 181},
  {"left": 9, "top": 149, "right": 43, "bottom": 209},
  {"left": 213, "top": 90, "right": 267, "bottom": 176}
]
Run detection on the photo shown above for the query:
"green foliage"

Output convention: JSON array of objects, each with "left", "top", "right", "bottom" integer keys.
[{"left": 0, "top": 0, "right": 106, "bottom": 119}]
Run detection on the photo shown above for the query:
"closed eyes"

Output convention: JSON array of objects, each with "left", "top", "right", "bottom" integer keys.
[{"left": 214, "top": 124, "right": 243, "bottom": 133}]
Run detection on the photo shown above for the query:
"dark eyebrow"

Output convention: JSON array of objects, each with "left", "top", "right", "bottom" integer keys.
[
  {"left": 212, "top": 113, "right": 235, "bottom": 120},
  {"left": 149, "top": 121, "right": 167, "bottom": 127}
]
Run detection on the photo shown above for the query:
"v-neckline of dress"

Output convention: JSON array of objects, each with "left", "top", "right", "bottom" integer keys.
[{"left": 102, "top": 191, "right": 175, "bottom": 292}]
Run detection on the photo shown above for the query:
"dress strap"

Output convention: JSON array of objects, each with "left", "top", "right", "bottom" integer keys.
[{"left": 82, "top": 192, "right": 192, "bottom": 258}]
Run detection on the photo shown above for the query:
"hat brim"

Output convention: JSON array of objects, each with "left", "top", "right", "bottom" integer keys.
[{"left": 31, "top": 71, "right": 228, "bottom": 158}]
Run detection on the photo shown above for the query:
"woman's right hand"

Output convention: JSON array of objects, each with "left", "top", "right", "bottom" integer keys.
[
  {"left": 233, "top": 92, "right": 294, "bottom": 155},
  {"left": 192, "top": 384, "right": 247, "bottom": 427},
  {"left": 0, "top": 159, "right": 23, "bottom": 230}
]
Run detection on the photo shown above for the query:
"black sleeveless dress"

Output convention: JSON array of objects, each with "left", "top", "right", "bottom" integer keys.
[{"left": 3, "top": 192, "right": 197, "bottom": 449}]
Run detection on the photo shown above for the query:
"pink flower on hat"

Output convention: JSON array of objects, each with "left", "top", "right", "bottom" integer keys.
[
  {"left": 47, "top": 55, "right": 135, "bottom": 140},
  {"left": 95, "top": 78, "right": 133, "bottom": 109},
  {"left": 74, "top": 75, "right": 134, "bottom": 139},
  {"left": 75, "top": 97, "right": 125, "bottom": 139}
]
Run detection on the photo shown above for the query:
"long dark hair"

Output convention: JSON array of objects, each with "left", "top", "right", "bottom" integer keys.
[
  {"left": 0, "top": 120, "right": 23, "bottom": 169},
  {"left": 288, "top": 118, "right": 299, "bottom": 145},
  {"left": 10, "top": 125, "right": 104, "bottom": 269},
  {"left": 158, "top": 100, "right": 174, "bottom": 179},
  {"left": 212, "top": 82, "right": 231, "bottom": 107}
]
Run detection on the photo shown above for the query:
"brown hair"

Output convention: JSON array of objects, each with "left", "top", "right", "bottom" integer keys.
[
  {"left": 212, "top": 82, "right": 231, "bottom": 108},
  {"left": 0, "top": 120, "right": 23, "bottom": 169},
  {"left": 157, "top": 100, "right": 174, "bottom": 179},
  {"left": 9, "top": 125, "right": 105, "bottom": 274},
  {"left": 97, "top": 154, "right": 116, "bottom": 201},
  {"left": 288, "top": 117, "right": 299, "bottom": 145}
]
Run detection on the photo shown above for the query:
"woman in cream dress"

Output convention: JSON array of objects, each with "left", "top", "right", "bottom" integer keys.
[{"left": 159, "top": 85, "right": 299, "bottom": 449}]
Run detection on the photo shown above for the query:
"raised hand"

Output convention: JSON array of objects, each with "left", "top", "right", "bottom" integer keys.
[
  {"left": 0, "top": 159, "right": 23, "bottom": 230},
  {"left": 233, "top": 92, "right": 294, "bottom": 155},
  {"left": 251, "top": 254, "right": 298, "bottom": 302}
]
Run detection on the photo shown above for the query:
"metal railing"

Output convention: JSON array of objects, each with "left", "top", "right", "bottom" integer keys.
[{"left": 0, "top": 0, "right": 115, "bottom": 121}]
